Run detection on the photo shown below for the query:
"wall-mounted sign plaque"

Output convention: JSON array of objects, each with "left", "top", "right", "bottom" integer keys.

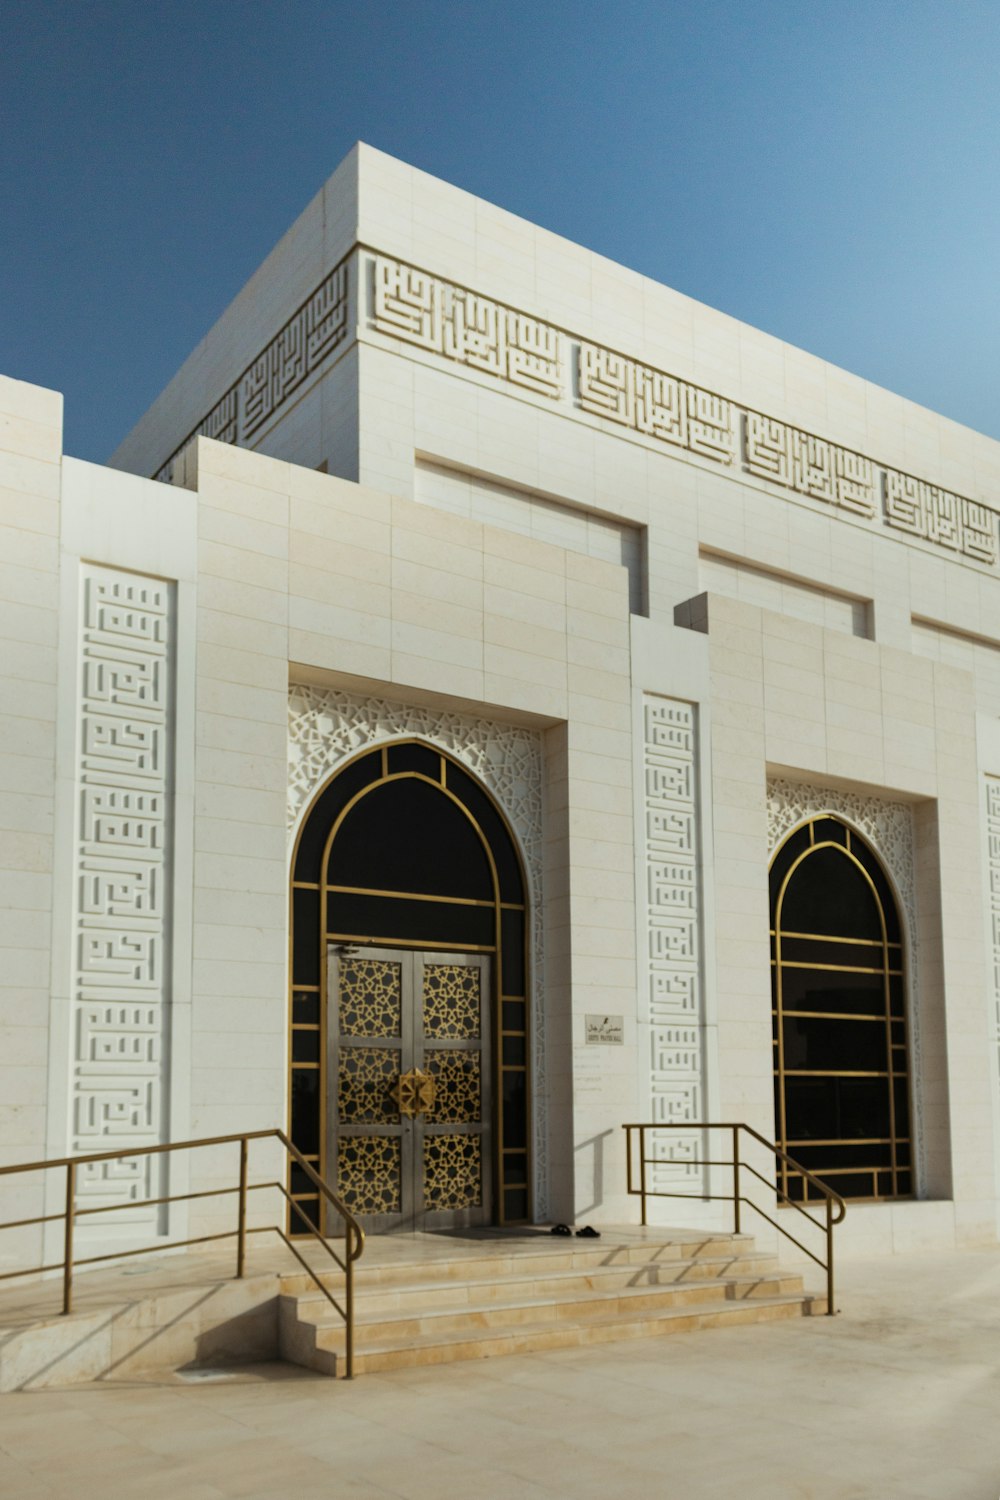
[{"left": 585, "top": 1014, "right": 624, "bottom": 1046}]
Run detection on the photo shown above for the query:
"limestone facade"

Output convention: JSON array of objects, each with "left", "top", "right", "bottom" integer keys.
[{"left": 3, "top": 144, "right": 1000, "bottom": 1267}]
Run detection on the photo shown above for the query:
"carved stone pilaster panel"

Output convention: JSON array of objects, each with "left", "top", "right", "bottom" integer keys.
[
  {"left": 72, "top": 567, "right": 174, "bottom": 1218},
  {"left": 642, "top": 697, "right": 705, "bottom": 1189}
]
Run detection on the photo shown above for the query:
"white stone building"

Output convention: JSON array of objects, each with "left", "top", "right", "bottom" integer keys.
[{"left": 5, "top": 142, "right": 1000, "bottom": 1273}]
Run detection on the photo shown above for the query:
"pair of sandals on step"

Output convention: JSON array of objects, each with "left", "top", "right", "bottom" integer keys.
[{"left": 550, "top": 1223, "right": 600, "bottom": 1238}]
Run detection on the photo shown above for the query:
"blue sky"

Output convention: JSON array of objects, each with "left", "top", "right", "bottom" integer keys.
[{"left": 3, "top": 0, "right": 999, "bottom": 462}]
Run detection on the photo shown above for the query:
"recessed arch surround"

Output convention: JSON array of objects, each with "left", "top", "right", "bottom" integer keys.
[
  {"left": 289, "top": 739, "right": 531, "bottom": 1232},
  {"left": 770, "top": 815, "right": 914, "bottom": 1203}
]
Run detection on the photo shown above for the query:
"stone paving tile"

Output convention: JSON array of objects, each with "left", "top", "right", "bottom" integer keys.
[{"left": 2, "top": 1250, "right": 1000, "bottom": 1498}]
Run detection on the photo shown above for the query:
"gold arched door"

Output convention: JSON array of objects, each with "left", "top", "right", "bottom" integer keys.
[{"left": 289, "top": 740, "right": 531, "bottom": 1234}]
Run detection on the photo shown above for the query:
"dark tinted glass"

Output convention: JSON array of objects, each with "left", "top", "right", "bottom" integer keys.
[
  {"left": 811, "top": 817, "right": 848, "bottom": 848},
  {"left": 327, "top": 778, "right": 494, "bottom": 899},
  {"left": 784, "top": 1076, "right": 891, "bottom": 1140},
  {"left": 502, "top": 1072, "right": 527, "bottom": 1148},
  {"left": 851, "top": 841, "right": 901, "bottom": 943},
  {"left": 293, "top": 889, "right": 320, "bottom": 984},
  {"left": 293, "top": 990, "right": 320, "bottom": 1024},
  {"left": 446, "top": 762, "right": 524, "bottom": 903},
  {"left": 770, "top": 826, "right": 811, "bottom": 904},
  {"left": 288, "top": 1196, "right": 320, "bottom": 1234},
  {"left": 290, "top": 1163, "right": 316, "bottom": 1196},
  {"left": 781, "top": 1016, "right": 887, "bottom": 1072},
  {"left": 504, "top": 1187, "right": 529, "bottom": 1222},
  {"left": 777, "top": 966, "right": 885, "bottom": 1016},
  {"left": 501, "top": 910, "right": 525, "bottom": 994},
  {"left": 327, "top": 892, "right": 493, "bottom": 946},
  {"left": 292, "top": 1029, "right": 320, "bottom": 1063},
  {"left": 893, "top": 1078, "right": 911, "bottom": 1135},
  {"left": 787, "top": 1142, "right": 893, "bottom": 1170},
  {"left": 291, "top": 1067, "right": 320, "bottom": 1153},
  {"left": 502, "top": 1000, "right": 525, "bottom": 1032},
  {"left": 293, "top": 750, "right": 381, "bottom": 882},
  {"left": 503, "top": 1152, "right": 528, "bottom": 1185},
  {"left": 817, "top": 1172, "right": 874, "bottom": 1199},
  {"left": 387, "top": 742, "right": 443, "bottom": 779},
  {"left": 777, "top": 935, "right": 885, "bottom": 968},
  {"left": 503, "top": 1035, "right": 526, "bottom": 1066},
  {"left": 779, "top": 846, "right": 882, "bottom": 940}
]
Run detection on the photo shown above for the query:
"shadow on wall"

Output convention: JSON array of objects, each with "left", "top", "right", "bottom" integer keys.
[{"left": 573, "top": 1129, "right": 614, "bottom": 1218}]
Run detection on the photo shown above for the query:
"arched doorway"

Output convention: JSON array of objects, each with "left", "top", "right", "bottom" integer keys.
[
  {"left": 289, "top": 740, "right": 530, "bottom": 1233},
  {"left": 770, "top": 815, "right": 913, "bottom": 1203}
]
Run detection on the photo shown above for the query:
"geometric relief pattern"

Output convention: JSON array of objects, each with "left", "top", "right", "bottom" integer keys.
[
  {"left": 365, "top": 256, "right": 997, "bottom": 569},
  {"left": 154, "top": 245, "right": 999, "bottom": 572},
  {"left": 579, "top": 343, "right": 734, "bottom": 466},
  {"left": 984, "top": 778, "right": 1000, "bottom": 1121},
  {"left": 766, "top": 776, "right": 922, "bottom": 1191},
  {"left": 288, "top": 684, "right": 548, "bottom": 1215},
  {"left": 424, "top": 1051, "right": 481, "bottom": 1125},
  {"left": 337, "top": 1137, "right": 402, "bottom": 1216},
  {"left": 72, "top": 566, "right": 173, "bottom": 1216},
  {"left": 744, "top": 412, "right": 875, "bottom": 516},
  {"left": 423, "top": 965, "right": 480, "bottom": 1039},
  {"left": 884, "top": 470, "right": 997, "bottom": 565},
  {"left": 424, "top": 1135, "right": 482, "bottom": 1211},
  {"left": 373, "top": 257, "right": 563, "bottom": 400},
  {"left": 338, "top": 1047, "right": 400, "bottom": 1124},
  {"left": 153, "top": 259, "right": 349, "bottom": 483},
  {"left": 643, "top": 697, "right": 704, "bottom": 1188},
  {"left": 339, "top": 959, "right": 402, "bottom": 1038}
]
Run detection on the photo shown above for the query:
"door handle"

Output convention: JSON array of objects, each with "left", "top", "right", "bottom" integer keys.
[{"left": 391, "top": 1067, "right": 436, "bottom": 1118}]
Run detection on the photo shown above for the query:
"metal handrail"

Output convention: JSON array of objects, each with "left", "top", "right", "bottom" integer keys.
[
  {"left": 0, "top": 1128, "right": 366, "bottom": 1378},
  {"left": 622, "top": 1121, "right": 846, "bottom": 1315}
]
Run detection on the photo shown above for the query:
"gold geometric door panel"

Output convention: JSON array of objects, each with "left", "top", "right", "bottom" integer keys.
[
  {"left": 329, "top": 948, "right": 405, "bottom": 1232},
  {"left": 424, "top": 1136, "right": 482, "bottom": 1212},
  {"left": 423, "top": 964, "right": 481, "bottom": 1038},
  {"left": 337, "top": 1137, "right": 402, "bottom": 1216},
  {"left": 338, "top": 958, "right": 402, "bottom": 1038},
  {"left": 329, "top": 946, "right": 491, "bottom": 1232}
]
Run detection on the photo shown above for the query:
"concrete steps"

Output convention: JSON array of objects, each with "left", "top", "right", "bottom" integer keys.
[{"left": 278, "top": 1232, "right": 826, "bottom": 1376}]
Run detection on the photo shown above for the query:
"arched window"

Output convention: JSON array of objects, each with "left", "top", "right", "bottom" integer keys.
[
  {"left": 770, "top": 816, "right": 912, "bottom": 1202},
  {"left": 289, "top": 740, "right": 530, "bottom": 1233}
]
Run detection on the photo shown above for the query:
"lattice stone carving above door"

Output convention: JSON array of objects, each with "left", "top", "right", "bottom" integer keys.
[
  {"left": 288, "top": 684, "right": 548, "bottom": 1215},
  {"left": 766, "top": 776, "right": 922, "bottom": 1189}
]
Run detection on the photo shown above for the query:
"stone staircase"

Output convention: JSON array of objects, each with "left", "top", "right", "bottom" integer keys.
[{"left": 278, "top": 1229, "right": 826, "bottom": 1376}]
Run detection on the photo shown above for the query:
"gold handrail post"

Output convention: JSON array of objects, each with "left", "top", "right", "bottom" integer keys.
[
  {"left": 826, "top": 1190, "right": 834, "bottom": 1315},
  {"left": 639, "top": 1126, "right": 647, "bottom": 1227},
  {"left": 732, "top": 1124, "right": 741, "bottom": 1235},
  {"left": 625, "top": 1124, "right": 633, "bottom": 1198},
  {"left": 62, "top": 1161, "right": 75, "bottom": 1315},
  {"left": 345, "top": 1223, "right": 355, "bottom": 1379},
  {"left": 236, "top": 1136, "right": 249, "bottom": 1279}
]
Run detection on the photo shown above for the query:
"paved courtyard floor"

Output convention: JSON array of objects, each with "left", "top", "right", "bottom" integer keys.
[{"left": 1, "top": 1247, "right": 999, "bottom": 1499}]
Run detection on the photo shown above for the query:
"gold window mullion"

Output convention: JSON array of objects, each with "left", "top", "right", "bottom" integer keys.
[{"left": 770, "top": 816, "right": 912, "bottom": 1206}]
